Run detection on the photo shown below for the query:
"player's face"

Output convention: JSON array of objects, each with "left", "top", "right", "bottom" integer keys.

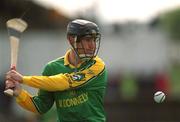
[
  {"left": 68, "top": 34, "right": 100, "bottom": 60},
  {"left": 77, "top": 35, "right": 96, "bottom": 57}
]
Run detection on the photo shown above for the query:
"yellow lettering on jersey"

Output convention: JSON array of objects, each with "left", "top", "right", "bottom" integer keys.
[{"left": 58, "top": 92, "right": 88, "bottom": 108}]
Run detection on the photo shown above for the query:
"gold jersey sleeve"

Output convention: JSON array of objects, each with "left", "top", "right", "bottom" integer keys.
[
  {"left": 22, "top": 57, "right": 105, "bottom": 91},
  {"left": 16, "top": 89, "right": 39, "bottom": 114}
]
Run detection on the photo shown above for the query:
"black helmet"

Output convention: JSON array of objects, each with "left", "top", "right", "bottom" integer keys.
[
  {"left": 67, "top": 19, "right": 100, "bottom": 36},
  {"left": 67, "top": 19, "right": 101, "bottom": 62}
]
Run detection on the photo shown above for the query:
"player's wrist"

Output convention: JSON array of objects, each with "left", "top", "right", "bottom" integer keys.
[
  {"left": 13, "top": 82, "right": 22, "bottom": 97},
  {"left": 14, "top": 88, "right": 22, "bottom": 97},
  {"left": 19, "top": 76, "right": 23, "bottom": 83},
  {"left": 22, "top": 76, "right": 31, "bottom": 84},
  {"left": 15, "top": 89, "right": 27, "bottom": 102}
]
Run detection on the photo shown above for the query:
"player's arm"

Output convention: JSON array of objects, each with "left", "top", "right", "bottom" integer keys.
[
  {"left": 16, "top": 89, "right": 54, "bottom": 114},
  {"left": 15, "top": 65, "right": 54, "bottom": 114},
  {"left": 5, "top": 78, "right": 39, "bottom": 113},
  {"left": 22, "top": 58, "right": 105, "bottom": 91},
  {"left": 15, "top": 89, "right": 39, "bottom": 114}
]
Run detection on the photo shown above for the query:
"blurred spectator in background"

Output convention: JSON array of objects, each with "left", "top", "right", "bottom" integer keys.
[
  {"left": 119, "top": 73, "right": 138, "bottom": 101},
  {"left": 154, "top": 72, "right": 170, "bottom": 95},
  {"left": 169, "top": 63, "right": 180, "bottom": 100}
]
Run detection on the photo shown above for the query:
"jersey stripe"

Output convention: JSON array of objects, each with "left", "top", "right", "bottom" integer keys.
[{"left": 70, "top": 67, "right": 105, "bottom": 89}]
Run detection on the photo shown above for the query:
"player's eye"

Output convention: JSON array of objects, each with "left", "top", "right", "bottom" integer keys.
[{"left": 81, "top": 36, "right": 95, "bottom": 42}]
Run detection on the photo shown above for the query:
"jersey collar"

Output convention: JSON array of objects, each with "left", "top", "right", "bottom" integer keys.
[
  {"left": 64, "top": 49, "right": 83, "bottom": 68},
  {"left": 64, "top": 49, "right": 71, "bottom": 66}
]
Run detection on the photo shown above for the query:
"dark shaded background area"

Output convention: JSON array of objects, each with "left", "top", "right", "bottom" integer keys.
[{"left": 0, "top": 0, "right": 70, "bottom": 29}]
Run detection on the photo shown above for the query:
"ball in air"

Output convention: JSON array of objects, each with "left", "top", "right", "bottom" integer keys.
[{"left": 154, "top": 91, "right": 166, "bottom": 103}]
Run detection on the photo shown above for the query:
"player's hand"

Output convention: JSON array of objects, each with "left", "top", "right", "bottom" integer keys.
[
  {"left": 6, "top": 70, "right": 23, "bottom": 83},
  {"left": 5, "top": 80, "right": 15, "bottom": 89},
  {"left": 5, "top": 80, "right": 22, "bottom": 97}
]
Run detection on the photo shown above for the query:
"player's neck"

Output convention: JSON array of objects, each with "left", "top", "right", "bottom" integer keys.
[{"left": 68, "top": 50, "right": 82, "bottom": 66}]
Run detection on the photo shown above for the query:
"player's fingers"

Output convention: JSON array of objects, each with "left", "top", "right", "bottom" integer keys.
[
  {"left": 6, "top": 70, "right": 16, "bottom": 76},
  {"left": 6, "top": 72, "right": 13, "bottom": 80},
  {"left": 5, "top": 80, "right": 15, "bottom": 89},
  {"left": 6, "top": 73, "right": 14, "bottom": 80},
  {"left": 6, "top": 70, "right": 13, "bottom": 75},
  {"left": 5, "top": 79, "right": 19, "bottom": 86},
  {"left": 6, "top": 74, "right": 11, "bottom": 80},
  {"left": 6, "top": 71, "right": 23, "bottom": 83},
  {"left": 6, "top": 76, "right": 15, "bottom": 83},
  {"left": 5, "top": 80, "right": 15, "bottom": 85},
  {"left": 10, "top": 70, "right": 16, "bottom": 73},
  {"left": 6, "top": 71, "right": 11, "bottom": 76},
  {"left": 6, "top": 85, "right": 15, "bottom": 89},
  {"left": 11, "top": 66, "right": 16, "bottom": 70},
  {"left": 6, "top": 72, "right": 16, "bottom": 80}
]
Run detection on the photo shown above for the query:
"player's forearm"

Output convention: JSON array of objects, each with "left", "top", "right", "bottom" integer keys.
[
  {"left": 22, "top": 75, "right": 70, "bottom": 91},
  {"left": 16, "top": 89, "right": 39, "bottom": 114},
  {"left": 21, "top": 58, "right": 105, "bottom": 91}
]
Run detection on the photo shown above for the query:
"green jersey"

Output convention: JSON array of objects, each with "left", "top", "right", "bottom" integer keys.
[{"left": 30, "top": 53, "right": 108, "bottom": 122}]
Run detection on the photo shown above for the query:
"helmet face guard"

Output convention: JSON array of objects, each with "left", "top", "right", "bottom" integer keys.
[
  {"left": 67, "top": 19, "right": 101, "bottom": 61},
  {"left": 74, "top": 34, "right": 101, "bottom": 61}
]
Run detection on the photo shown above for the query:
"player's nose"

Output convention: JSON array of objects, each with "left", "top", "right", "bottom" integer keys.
[{"left": 87, "top": 40, "right": 95, "bottom": 49}]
